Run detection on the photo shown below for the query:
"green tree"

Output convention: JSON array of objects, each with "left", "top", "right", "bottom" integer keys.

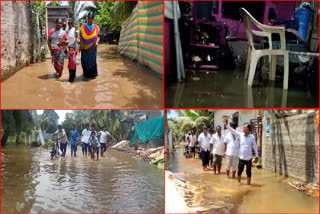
[
  {"left": 94, "top": 1, "right": 115, "bottom": 32},
  {"left": 39, "top": 110, "right": 59, "bottom": 133},
  {"left": 1, "top": 110, "right": 34, "bottom": 146},
  {"left": 43, "top": 110, "right": 59, "bottom": 123},
  {"left": 88, "top": 110, "right": 126, "bottom": 139},
  {"left": 83, "top": 1, "right": 102, "bottom": 15},
  {"left": 167, "top": 110, "right": 214, "bottom": 142},
  {"left": 46, "top": 1, "right": 61, "bottom": 6},
  {"left": 111, "top": 1, "right": 137, "bottom": 30},
  {"left": 58, "top": 110, "right": 127, "bottom": 141},
  {"left": 68, "top": 1, "right": 87, "bottom": 25}
]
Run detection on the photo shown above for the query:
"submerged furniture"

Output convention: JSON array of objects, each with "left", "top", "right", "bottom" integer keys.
[
  {"left": 240, "top": 7, "right": 289, "bottom": 89},
  {"left": 186, "top": 19, "right": 227, "bottom": 72}
]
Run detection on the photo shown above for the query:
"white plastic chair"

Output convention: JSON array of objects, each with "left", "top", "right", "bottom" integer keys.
[{"left": 240, "top": 8, "right": 289, "bottom": 89}]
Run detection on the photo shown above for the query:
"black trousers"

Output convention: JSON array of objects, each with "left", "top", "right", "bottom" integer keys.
[
  {"left": 238, "top": 159, "right": 252, "bottom": 177},
  {"left": 200, "top": 151, "right": 210, "bottom": 166},
  {"left": 69, "top": 69, "right": 76, "bottom": 82}
]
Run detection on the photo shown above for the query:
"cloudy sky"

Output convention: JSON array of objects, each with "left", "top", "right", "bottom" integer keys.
[
  {"left": 47, "top": 1, "right": 94, "bottom": 18},
  {"left": 37, "top": 110, "right": 72, "bottom": 124}
]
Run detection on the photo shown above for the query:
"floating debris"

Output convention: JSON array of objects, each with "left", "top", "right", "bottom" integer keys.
[
  {"left": 284, "top": 179, "right": 319, "bottom": 197},
  {"left": 167, "top": 171, "right": 231, "bottom": 213}
]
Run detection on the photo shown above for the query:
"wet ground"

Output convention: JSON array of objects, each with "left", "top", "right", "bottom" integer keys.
[
  {"left": 166, "top": 148, "right": 319, "bottom": 213},
  {"left": 1, "top": 146, "right": 164, "bottom": 213},
  {"left": 165, "top": 69, "right": 318, "bottom": 108},
  {"left": 1, "top": 45, "right": 162, "bottom": 109}
]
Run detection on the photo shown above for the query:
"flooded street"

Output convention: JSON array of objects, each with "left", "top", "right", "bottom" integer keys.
[
  {"left": 165, "top": 70, "right": 318, "bottom": 108},
  {"left": 166, "top": 148, "right": 319, "bottom": 213},
  {"left": 1, "top": 146, "right": 164, "bottom": 213},
  {"left": 1, "top": 45, "right": 162, "bottom": 109}
]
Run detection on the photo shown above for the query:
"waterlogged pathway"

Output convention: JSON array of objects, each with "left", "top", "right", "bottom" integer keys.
[
  {"left": 1, "top": 45, "right": 162, "bottom": 109},
  {"left": 1, "top": 146, "right": 164, "bottom": 213},
  {"left": 165, "top": 148, "right": 319, "bottom": 213}
]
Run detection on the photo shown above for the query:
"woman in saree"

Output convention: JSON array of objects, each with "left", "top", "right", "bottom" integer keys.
[
  {"left": 79, "top": 12, "right": 100, "bottom": 79},
  {"left": 48, "top": 18, "right": 69, "bottom": 78}
]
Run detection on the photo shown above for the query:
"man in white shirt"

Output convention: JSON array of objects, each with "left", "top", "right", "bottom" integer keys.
[
  {"left": 54, "top": 125, "right": 69, "bottom": 157},
  {"left": 67, "top": 20, "right": 77, "bottom": 49},
  {"left": 81, "top": 124, "right": 91, "bottom": 157},
  {"left": 189, "top": 130, "right": 197, "bottom": 158},
  {"left": 99, "top": 127, "right": 110, "bottom": 157},
  {"left": 225, "top": 121, "right": 258, "bottom": 185},
  {"left": 210, "top": 126, "right": 224, "bottom": 174},
  {"left": 184, "top": 132, "right": 191, "bottom": 158},
  {"left": 198, "top": 127, "right": 211, "bottom": 171},
  {"left": 224, "top": 122, "right": 240, "bottom": 178}
]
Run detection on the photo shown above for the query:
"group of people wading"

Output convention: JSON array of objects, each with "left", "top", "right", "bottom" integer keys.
[
  {"left": 52, "top": 124, "right": 114, "bottom": 161},
  {"left": 184, "top": 119, "right": 259, "bottom": 185},
  {"left": 48, "top": 12, "right": 100, "bottom": 82}
]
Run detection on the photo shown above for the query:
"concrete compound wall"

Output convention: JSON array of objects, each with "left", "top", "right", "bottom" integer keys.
[
  {"left": 1, "top": 1, "right": 32, "bottom": 81},
  {"left": 262, "top": 112, "right": 319, "bottom": 184},
  {"left": 213, "top": 110, "right": 260, "bottom": 130}
]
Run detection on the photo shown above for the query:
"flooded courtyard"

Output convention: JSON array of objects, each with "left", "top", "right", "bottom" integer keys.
[
  {"left": 165, "top": 148, "right": 319, "bottom": 213},
  {"left": 1, "top": 146, "right": 164, "bottom": 213},
  {"left": 1, "top": 45, "right": 163, "bottom": 109},
  {"left": 165, "top": 70, "right": 318, "bottom": 108}
]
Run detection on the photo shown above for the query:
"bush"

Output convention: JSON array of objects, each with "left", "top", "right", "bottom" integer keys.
[
  {"left": 7, "top": 137, "right": 16, "bottom": 144},
  {"left": 20, "top": 132, "right": 27, "bottom": 144},
  {"left": 43, "top": 138, "right": 52, "bottom": 149}
]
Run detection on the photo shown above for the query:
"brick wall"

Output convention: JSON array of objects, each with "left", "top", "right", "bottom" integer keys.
[
  {"left": 1, "top": 1, "right": 32, "bottom": 81},
  {"left": 262, "top": 112, "right": 319, "bottom": 184}
]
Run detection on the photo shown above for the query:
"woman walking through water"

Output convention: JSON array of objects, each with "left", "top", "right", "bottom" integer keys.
[
  {"left": 48, "top": 18, "right": 69, "bottom": 78},
  {"left": 79, "top": 12, "right": 100, "bottom": 79}
]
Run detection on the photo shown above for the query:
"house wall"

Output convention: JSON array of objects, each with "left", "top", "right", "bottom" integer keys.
[
  {"left": 46, "top": 7, "right": 71, "bottom": 34},
  {"left": 192, "top": 1, "right": 296, "bottom": 40},
  {"left": 213, "top": 110, "right": 259, "bottom": 132},
  {"left": 262, "top": 112, "right": 319, "bottom": 184},
  {"left": 1, "top": 1, "right": 32, "bottom": 81}
]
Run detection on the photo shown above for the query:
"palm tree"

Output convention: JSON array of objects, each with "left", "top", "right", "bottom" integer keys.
[
  {"left": 68, "top": 1, "right": 87, "bottom": 25},
  {"left": 80, "top": 1, "right": 103, "bottom": 22},
  {"left": 46, "top": 1, "right": 62, "bottom": 7},
  {"left": 111, "top": 1, "right": 137, "bottom": 29},
  {"left": 88, "top": 110, "right": 126, "bottom": 140},
  {"left": 167, "top": 110, "right": 214, "bottom": 142}
]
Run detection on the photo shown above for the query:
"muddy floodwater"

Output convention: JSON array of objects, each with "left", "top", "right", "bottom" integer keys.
[
  {"left": 1, "top": 45, "right": 162, "bottom": 109},
  {"left": 166, "top": 149, "right": 319, "bottom": 213},
  {"left": 1, "top": 146, "right": 164, "bottom": 213},
  {"left": 165, "top": 70, "right": 318, "bottom": 108}
]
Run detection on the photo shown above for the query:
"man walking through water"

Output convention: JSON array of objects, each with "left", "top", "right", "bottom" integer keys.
[
  {"left": 210, "top": 125, "right": 224, "bottom": 174},
  {"left": 98, "top": 127, "right": 110, "bottom": 157},
  {"left": 224, "top": 122, "right": 240, "bottom": 178},
  {"left": 69, "top": 124, "right": 80, "bottom": 157},
  {"left": 225, "top": 120, "right": 258, "bottom": 185},
  {"left": 189, "top": 130, "right": 197, "bottom": 158},
  {"left": 81, "top": 124, "right": 91, "bottom": 157},
  {"left": 54, "top": 125, "right": 68, "bottom": 157},
  {"left": 198, "top": 127, "right": 211, "bottom": 171},
  {"left": 67, "top": 20, "right": 77, "bottom": 49}
]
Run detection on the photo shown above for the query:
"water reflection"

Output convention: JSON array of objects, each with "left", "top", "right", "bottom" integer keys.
[
  {"left": 165, "top": 70, "right": 318, "bottom": 108},
  {"left": 166, "top": 149, "right": 319, "bottom": 213},
  {"left": 1, "top": 146, "right": 164, "bottom": 213},
  {"left": 1, "top": 45, "right": 162, "bottom": 109}
]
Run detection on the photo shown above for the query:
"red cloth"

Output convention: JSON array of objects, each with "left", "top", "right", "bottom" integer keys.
[{"left": 68, "top": 50, "right": 78, "bottom": 70}]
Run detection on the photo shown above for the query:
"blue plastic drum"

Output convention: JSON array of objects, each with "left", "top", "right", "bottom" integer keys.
[{"left": 294, "top": 6, "right": 312, "bottom": 40}]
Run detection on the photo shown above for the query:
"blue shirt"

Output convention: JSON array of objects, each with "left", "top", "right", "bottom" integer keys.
[{"left": 70, "top": 130, "right": 80, "bottom": 144}]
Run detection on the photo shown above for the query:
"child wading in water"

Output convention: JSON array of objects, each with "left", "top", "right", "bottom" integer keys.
[
  {"left": 89, "top": 131, "right": 100, "bottom": 160},
  {"left": 67, "top": 45, "right": 79, "bottom": 82}
]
